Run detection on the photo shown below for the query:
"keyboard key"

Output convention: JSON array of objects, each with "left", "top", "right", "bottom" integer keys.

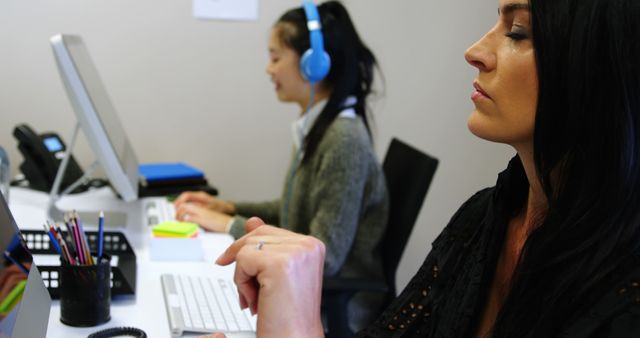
[
  {"left": 174, "top": 276, "right": 193, "bottom": 328},
  {"left": 147, "top": 215, "right": 159, "bottom": 226},
  {"left": 203, "top": 277, "right": 226, "bottom": 330},
  {"left": 145, "top": 199, "right": 176, "bottom": 226}
]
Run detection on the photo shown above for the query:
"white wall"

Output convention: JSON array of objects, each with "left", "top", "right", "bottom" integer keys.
[{"left": 0, "top": 0, "right": 512, "bottom": 290}]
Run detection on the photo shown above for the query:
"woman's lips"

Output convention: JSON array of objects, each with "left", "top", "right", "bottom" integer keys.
[{"left": 472, "top": 81, "right": 491, "bottom": 100}]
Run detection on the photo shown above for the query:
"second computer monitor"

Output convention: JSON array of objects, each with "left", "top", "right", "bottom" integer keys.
[{"left": 50, "top": 34, "right": 139, "bottom": 202}]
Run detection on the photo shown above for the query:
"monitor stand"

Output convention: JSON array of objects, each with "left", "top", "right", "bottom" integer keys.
[{"left": 47, "top": 122, "right": 128, "bottom": 227}]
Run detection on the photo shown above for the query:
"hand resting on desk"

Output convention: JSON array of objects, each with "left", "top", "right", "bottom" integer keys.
[
  {"left": 174, "top": 191, "right": 236, "bottom": 215},
  {"left": 175, "top": 202, "right": 233, "bottom": 232},
  {"left": 201, "top": 333, "right": 256, "bottom": 338},
  {"left": 174, "top": 191, "right": 237, "bottom": 232},
  {"left": 198, "top": 217, "right": 326, "bottom": 338}
]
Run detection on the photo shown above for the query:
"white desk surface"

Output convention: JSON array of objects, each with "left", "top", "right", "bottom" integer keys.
[{"left": 8, "top": 187, "right": 250, "bottom": 338}]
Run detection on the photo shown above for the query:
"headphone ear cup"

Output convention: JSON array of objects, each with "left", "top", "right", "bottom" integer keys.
[{"left": 300, "top": 49, "right": 331, "bottom": 84}]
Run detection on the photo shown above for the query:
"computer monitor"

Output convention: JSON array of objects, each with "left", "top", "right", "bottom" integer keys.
[
  {"left": 0, "top": 193, "right": 51, "bottom": 337},
  {"left": 50, "top": 34, "right": 139, "bottom": 203}
]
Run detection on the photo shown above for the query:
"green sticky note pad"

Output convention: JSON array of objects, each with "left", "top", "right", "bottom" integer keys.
[{"left": 152, "top": 221, "right": 199, "bottom": 237}]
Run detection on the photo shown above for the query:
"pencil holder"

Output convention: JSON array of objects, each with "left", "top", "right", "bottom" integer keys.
[{"left": 59, "top": 254, "right": 111, "bottom": 327}]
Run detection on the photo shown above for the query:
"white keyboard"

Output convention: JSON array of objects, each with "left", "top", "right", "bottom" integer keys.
[
  {"left": 161, "top": 274, "right": 256, "bottom": 337},
  {"left": 143, "top": 198, "right": 176, "bottom": 226}
]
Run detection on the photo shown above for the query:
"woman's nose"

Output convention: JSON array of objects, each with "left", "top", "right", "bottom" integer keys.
[{"left": 464, "top": 29, "right": 496, "bottom": 72}]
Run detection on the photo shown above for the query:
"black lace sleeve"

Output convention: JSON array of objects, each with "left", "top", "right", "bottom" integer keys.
[
  {"left": 355, "top": 188, "right": 495, "bottom": 338},
  {"left": 595, "top": 307, "right": 640, "bottom": 338},
  {"left": 560, "top": 272, "right": 640, "bottom": 338},
  {"left": 355, "top": 249, "right": 440, "bottom": 337}
]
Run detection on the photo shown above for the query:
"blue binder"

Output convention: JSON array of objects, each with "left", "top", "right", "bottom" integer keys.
[{"left": 139, "top": 162, "right": 204, "bottom": 183}]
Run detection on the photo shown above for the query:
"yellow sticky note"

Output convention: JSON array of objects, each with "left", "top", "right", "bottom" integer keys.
[
  {"left": 152, "top": 221, "right": 198, "bottom": 237},
  {"left": 153, "top": 231, "right": 199, "bottom": 238}
]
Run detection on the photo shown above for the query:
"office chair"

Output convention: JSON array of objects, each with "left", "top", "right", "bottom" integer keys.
[{"left": 322, "top": 138, "right": 439, "bottom": 338}]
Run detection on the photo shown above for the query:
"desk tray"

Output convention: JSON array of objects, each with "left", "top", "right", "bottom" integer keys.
[{"left": 21, "top": 230, "right": 137, "bottom": 299}]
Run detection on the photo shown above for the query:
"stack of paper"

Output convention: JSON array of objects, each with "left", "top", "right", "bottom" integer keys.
[{"left": 150, "top": 222, "right": 204, "bottom": 261}]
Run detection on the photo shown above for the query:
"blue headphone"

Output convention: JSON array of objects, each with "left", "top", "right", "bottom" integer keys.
[{"left": 300, "top": 0, "right": 331, "bottom": 84}]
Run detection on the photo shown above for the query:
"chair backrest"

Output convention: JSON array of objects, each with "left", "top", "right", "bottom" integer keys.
[{"left": 381, "top": 138, "right": 438, "bottom": 304}]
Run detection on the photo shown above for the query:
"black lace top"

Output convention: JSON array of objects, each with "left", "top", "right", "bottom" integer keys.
[{"left": 356, "top": 158, "right": 640, "bottom": 338}]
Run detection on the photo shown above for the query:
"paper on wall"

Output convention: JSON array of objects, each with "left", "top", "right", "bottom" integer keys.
[{"left": 193, "top": 0, "right": 258, "bottom": 21}]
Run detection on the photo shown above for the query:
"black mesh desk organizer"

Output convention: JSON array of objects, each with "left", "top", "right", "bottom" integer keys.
[{"left": 21, "top": 229, "right": 137, "bottom": 299}]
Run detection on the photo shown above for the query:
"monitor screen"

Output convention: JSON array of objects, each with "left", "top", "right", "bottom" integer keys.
[
  {"left": 0, "top": 194, "right": 50, "bottom": 337},
  {"left": 50, "top": 34, "right": 139, "bottom": 202}
]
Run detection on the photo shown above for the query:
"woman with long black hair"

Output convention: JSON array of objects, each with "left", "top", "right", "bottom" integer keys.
[
  {"left": 175, "top": 1, "right": 389, "bottom": 331},
  {"left": 205, "top": 0, "right": 640, "bottom": 336}
]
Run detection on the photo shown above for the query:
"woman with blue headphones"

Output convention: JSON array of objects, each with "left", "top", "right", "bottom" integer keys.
[{"left": 175, "top": 0, "right": 388, "bottom": 331}]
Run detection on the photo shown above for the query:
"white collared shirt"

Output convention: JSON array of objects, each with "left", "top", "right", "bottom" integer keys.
[{"left": 291, "top": 96, "right": 357, "bottom": 154}]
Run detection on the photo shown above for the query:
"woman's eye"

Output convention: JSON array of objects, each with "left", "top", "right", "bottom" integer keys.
[
  {"left": 505, "top": 30, "right": 528, "bottom": 41},
  {"left": 505, "top": 22, "right": 530, "bottom": 41}
]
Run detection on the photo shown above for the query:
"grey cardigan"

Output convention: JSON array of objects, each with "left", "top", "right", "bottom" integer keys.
[{"left": 229, "top": 116, "right": 389, "bottom": 330}]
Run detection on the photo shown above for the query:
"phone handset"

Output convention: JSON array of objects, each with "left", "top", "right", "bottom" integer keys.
[{"left": 12, "top": 123, "right": 85, "bottom": 193}]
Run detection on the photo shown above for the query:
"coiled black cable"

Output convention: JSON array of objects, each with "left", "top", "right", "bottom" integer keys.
[{"left": 87, "top": 326, "right": 147, "bottom": 338}]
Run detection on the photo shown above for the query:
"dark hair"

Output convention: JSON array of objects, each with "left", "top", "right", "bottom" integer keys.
[
  {"left": 275, "top": 1, "right": 380, "bottom": 164},
  {"left": 493, "top": 0, "right": 640, "bottom": 336}
]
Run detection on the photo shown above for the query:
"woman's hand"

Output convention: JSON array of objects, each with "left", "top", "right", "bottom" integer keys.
[
  {"left": 215, "top": 217, "right": 326, "bottom": 338},
  {"left": 175, "top": 203, "right": 233, "bottom": 232},
  {"left": 174, "top": 191, "right": 236, "bottom": 215},
  {"left": 198, "top": 334, "right": 226, "bottom": 338}
]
